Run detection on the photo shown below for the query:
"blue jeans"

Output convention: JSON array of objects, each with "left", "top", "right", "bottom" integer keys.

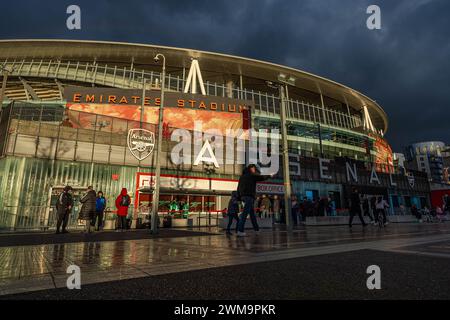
[{"left": 238, "top": 196, "right": 259, "bottom": 232}]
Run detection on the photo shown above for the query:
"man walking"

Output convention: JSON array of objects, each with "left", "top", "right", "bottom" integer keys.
[
  {"left": 349, "top": 187, "right": 367, "bottom": 228},
  {"left": 236, "top": 164, "right": 272, "bottom": 237},
  {"left": 55, "top": 186, "right": 73, "bottom": 234}
]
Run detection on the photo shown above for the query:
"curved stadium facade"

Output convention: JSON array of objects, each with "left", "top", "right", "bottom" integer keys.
[{"left": 0, "top": 40, "right": 429, "bottom": 230}]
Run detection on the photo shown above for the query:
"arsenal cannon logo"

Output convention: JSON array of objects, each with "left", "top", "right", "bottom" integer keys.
[{"left": 127, "top": 129, "right": 155, "bottom": 161}]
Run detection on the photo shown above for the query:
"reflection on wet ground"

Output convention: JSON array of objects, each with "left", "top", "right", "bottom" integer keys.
[{"left": 1, "top": 223, "right": 450, "bottom": 295}]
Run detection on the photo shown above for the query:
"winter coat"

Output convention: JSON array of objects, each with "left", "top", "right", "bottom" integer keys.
[
  {"left": 227, "top": 192, "right": 240, "bottom": 217},
  {"left": 79, "top": 189, "right": 96, "bottom": 220},
  {"left": 56, "top": 191, "right": 73, "bottom": 216},
  {"left": 96, "top": 197, "right": 106, "bottom": 212},
  {"left": 237, "top": 168, "right": 270, "bottom": 199},
  {"left": 350, "top": 192, "right": 361, "bottom": 212},
  {"left": 115, "top": 188, "right": 131, "bottom": 217},
  {"left": 261, "top": 197, "right": 272, "bottom": 211}
]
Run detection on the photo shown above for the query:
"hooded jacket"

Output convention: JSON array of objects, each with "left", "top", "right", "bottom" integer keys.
[
  {"left": 115, "top": 188, "right": 131, "bottom": 217},
  {"left": 237, "top": 167, "right": 270, "bottom": 199}
]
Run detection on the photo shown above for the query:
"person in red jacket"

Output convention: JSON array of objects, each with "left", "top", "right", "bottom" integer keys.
[{"left": 115, "top": 188, "right": 131, "bottom": 232}]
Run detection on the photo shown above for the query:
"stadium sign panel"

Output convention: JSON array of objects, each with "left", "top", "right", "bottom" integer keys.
[{"left": 64, "top": 86, "right": 253, "bottom": 113}]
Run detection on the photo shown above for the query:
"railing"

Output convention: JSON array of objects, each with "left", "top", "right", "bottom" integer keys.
[
  {"left": 1, "top": 59, "right": 363, "bottom": 131},
  {"left": 0, "top": 203, "right": 223, "bottom": 231},
  {"left": 0, "top": 205, "right": 76, "bottom": 231}
]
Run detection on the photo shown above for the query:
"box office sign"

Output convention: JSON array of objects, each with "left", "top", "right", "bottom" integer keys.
[
  {"left": 64, "top": 86, "right": 253, "bottom": 113},
  {"left": 256, "top": 183, "right": 285, "bottom": 194}
]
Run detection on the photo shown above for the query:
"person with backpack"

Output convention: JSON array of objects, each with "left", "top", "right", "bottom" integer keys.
[
  {"left": 115, "top": 188, "right": 131, "bottom": 232},
  {"left": 55, "top": 185, "right": 73, "bottom": 234},
  {"left": 79, "top": 186, "right": 97, "bottom": 233},
  {"left": 94, "top": 191, "right": 107, "bottom": 231},
  {"left": 225, "top": 191, "right": 240, "bottom": 235}
]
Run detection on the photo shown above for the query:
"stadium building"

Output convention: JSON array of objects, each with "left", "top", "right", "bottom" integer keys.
[{"left": 0, "top": 40, "right": 429, "bottom": 230}]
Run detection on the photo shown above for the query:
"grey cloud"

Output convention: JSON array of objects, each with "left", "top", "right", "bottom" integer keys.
[{"left": 0, "top": 0, "right": 449, "bottom": 150}]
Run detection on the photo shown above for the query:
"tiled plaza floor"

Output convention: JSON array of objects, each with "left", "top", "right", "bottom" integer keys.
[{"left": 1, "top": 223, "right": 450, "bottom": 296}]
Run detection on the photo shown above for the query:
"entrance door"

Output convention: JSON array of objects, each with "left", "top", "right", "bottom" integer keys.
[{"left": 136, "top": 192, "right": 220, "bottom": 227}]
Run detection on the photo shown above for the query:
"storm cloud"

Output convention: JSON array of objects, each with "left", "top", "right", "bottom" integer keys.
[{"left": 1, "top": 0, "right": 449, "bottom": 150}]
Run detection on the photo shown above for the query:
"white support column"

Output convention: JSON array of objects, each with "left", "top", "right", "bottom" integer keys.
[
  {"left": 362, "top": 105, "right": 375, "bottom": 132},
  {"left": 183, "top": 59, "right": 206, "bottom": 95}
]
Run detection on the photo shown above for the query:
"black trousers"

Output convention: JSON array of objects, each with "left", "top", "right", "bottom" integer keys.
[
  {"left": 117, "top": 216, "right": 127, "bottom": 230},
  {"left": 56, "top": 211, "right": 69, "bottom": 232},
  {"left": 226, "top": 213, "right": 239, "bottom": 232},
  {"left": 375, "top": 209, "right": 387, "bottom": 224},
  {"left": 349, "top": 208, "right": 366, "bottom": 226},
  {"left": 92, "top": 210, "right": 104, "bottom": 229}
]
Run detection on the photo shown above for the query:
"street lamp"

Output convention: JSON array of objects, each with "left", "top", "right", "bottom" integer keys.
[
  {"left": 276, "top": 74, "right": 295, "bottom": 231},
  {"left": 151, "top": 53, "right": 166, "bottom": 234}
]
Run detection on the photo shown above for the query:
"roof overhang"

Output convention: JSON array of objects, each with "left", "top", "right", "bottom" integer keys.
[{"left": 0, "top": 39, "right": 388, "bottom": 133}]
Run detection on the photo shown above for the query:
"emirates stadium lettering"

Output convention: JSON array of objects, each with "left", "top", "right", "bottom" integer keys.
[{"left": 65, "top": 86, "right": 251, "bottom": 113}]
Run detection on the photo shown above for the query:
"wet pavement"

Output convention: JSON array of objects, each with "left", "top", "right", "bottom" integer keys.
[{"left": 1, "top": 222, "right": 450, "bottom": 297}]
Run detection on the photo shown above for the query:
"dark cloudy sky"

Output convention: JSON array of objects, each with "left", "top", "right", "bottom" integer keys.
[{"left": 1, "top": 0, "right": 449, "bottom": 151}]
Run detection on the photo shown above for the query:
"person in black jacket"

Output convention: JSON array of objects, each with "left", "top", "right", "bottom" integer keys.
[
  {"left": 225, "top": 191, "right": 240, "bottom": 235},
  {"left": 79, "top": 186, "right": 97, "bottom": 233},
  {"left": 236, "top": 164, "right": 271, "bottom": 236},
  {"left": 349, "top": 188, "right": 367, "bottom": 228},
  {"left": 56, "top": 186, "right": 74, "bottom": 234}
]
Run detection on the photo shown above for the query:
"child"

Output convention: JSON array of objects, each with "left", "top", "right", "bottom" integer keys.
[{"left": 226, "top": 191, "right": 240, "bottom": 235}]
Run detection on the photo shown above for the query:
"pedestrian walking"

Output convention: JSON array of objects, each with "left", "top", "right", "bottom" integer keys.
[
  {"left": 411, "top": 204, "right": 422, "bottom": 222},
  {"left": 79, "top": 186, "right": 96, "bottom": 233},
  {"left": 94, "top": 191, "right": 107, "bottom": 231},
  {"left": 115, "top": 188, "right": 131, "bottom": 232},
  {"left": 55, "top": 185, "right": 73, "bottom": 234},
  {"left": 349, "top": 188, "right": 367, "bottom": 228},
  {"left": 236, "top": 164, "right": 272, "bottom": 237},
  {"left": 375, "top": 196, "right": 389, "bottom": 225},
  {"left": 225, "top": 191, "right": 240, "bottom": 235},
  {"left": 363, "top": 196, "right": 374, "bottom": 224}
]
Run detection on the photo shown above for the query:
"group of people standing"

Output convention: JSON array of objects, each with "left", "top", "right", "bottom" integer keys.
[{"left": 55, "top": 186, "right": 131, "bottom": 233}]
